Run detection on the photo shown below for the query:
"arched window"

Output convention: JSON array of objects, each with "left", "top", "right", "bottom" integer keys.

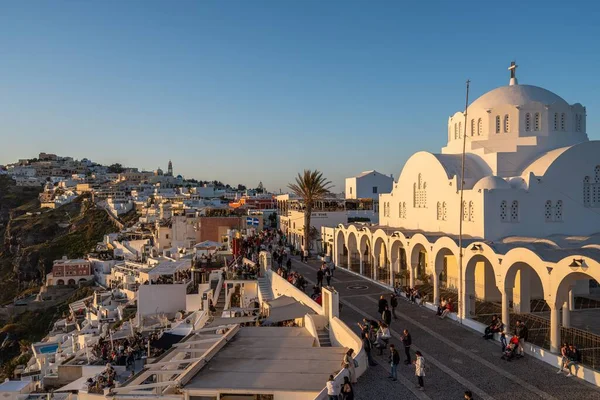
[
  {"left": 555, "top": 200, "right": 563, "bottom": 221},
  {"left": 442, "top": 202, "right": 447, "bottom": 221},
  {"left": 458, "top": 122, "right": 462, "bottom": 138},
  {"left": 576, "top": 114, "right": 582, "bottom": 132},
  {"left": 504, "top": 114, "right": 509, "bottom": 133},
  {"left": 554, "top": 113, "right": 559, "bottom": 131},
  {"left": 595, "top": 166, "right": 600, "bottom": 183},
  {"left": 462, "top": 200, "right": 468, "bottom": 221},
  {"left": 399, "top": 202, "right": 402, "bottom": 218},
  {"left": 534, "top": 112, "right": 540, "bottom": 131},
  {"left": 471, "top": 119, "right": 475, "bottom": 136},
  {"left": 561, "top": 113, "right": 566, "bottom": 131},
  {"left": 468, "top": 201, "right": 474, "bottom": 222},
  {"left": 477, "top": 118, "right": 482, "bottom": 136},
  {"left": 437, "top": 202, "right": 442, "bottom": 220},
  {"left": 402, "top": 202, "right": 407, "bottom": 218},
  {"left": 500, "top": 200, "right": 508, "bottom": 222},
  {"left": 511, "top": 200, "right": 519, "bottom": 222},
  {"left": 495, "top": 115, "right": 501, "bottom": 133},
  {"left": 584, "top": 176, "right": 591, "bottom": 207},
  {"left": 545, "top": 200, "right": 553, "bottom": 222},
  {"left": 383, "top": 202, "right": 388, "bottom": 217},
  {"left": 454, "top": 123, "right": 458, "bottom": 139},
  {"left": 525, "top": 113, "right": 531, "bottom": 131}
]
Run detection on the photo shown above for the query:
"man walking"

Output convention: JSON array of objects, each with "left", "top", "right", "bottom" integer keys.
[
  {"left": 515, "top": 320, "right": 528, "bottom": 358},
  {"left": 317, "top": 268, "right": 324, "bottom": 287},
  {"left": 378, "top": 295, "right": 388, "bottom": 315},
  {"left": 324, "top": 266, "right": 332, "bottom": 287},
  {"left": 390, "top": 293, "right": 398, "bottom": 320},
  {"left": 388, "top": 344, "right": 400, "bottom": 381},
  {"left": 402, "top": 329, "right": 412, "bottom": 364}
]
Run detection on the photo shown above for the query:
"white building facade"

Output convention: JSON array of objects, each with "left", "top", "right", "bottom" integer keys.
[{"left": 328, "top": 63, "right": 600, "bottom": 354}]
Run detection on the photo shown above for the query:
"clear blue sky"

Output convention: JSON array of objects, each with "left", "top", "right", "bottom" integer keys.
[{"left": 1, "top": 0, "right": 599, "bottom": 192}]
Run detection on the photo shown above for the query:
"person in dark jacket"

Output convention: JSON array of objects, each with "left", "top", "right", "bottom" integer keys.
[
  {"left": 316, "top": 269, "right": 324, "bottom": 287},
  {"left": 402, "top": 329, "right": 412, "bottom": 364},
  {"left": 363, "top": 332, "right": 376, "bottom": 366},
  {"left": 382, "top": 305, "right": 392, "bottom": 326},
  {"left": 378, "top": 295, "right": 388, "bottom": 314},
  {"left": 388, "top": 344, "right": 401, "bottom": 381},
  {"left": 514, "top": 320, "right": 528, "bottom": 357},
  {"left": 390, "top": 293, "right": 399, "bottom": 319}
]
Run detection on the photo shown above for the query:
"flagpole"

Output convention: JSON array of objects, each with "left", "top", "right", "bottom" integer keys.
[{"left": 458, "top": 80, "right": 470, "bottom": 323}]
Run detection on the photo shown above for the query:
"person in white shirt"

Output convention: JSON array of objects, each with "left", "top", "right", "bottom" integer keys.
[{"left": 326, "top": 375, "right": 340, "bottom": 399}]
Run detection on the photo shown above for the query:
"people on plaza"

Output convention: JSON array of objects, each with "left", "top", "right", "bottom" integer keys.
[
  {"left": 514, "top": 320, "right": 528, "bottom": 357},
  {"left": 501, "top": 335, "right": 519, "bottom": 361},
  {"left": 324, "top": 265, "right": 332, "bottom": 286},
  {"left": 342, "top": 348, "right": 358, "bottom": 383},
  {"left": 414, "top": 351, "right": 426, "bottom": 390},
  {"left": 376, "top": 322, "right": 391, "bottom": 355},
  {"left": 340, "top": 376, "right": 354, "bottom": 400},
  {"left": 378, "top": 295, "right": 388, "bottom": 314},
  {"left": 402, "top": 329, "right": 412, "bottom": 364},
  {"left": 388, "top": 343, "right": 400, "bottom": 381},
  {"left": 483, "top": 314, "right": 503, "bottom": 340},
  {"left": 558, "top": 343, "right": 582, "bottom": 377},
  {"left": 390, "top": 293, "right": 399, "bottom": 319},
  {"left": 381, "top": 304, "right": 392, "bottom": 324},
  {"left": 317, "top": 268, "right": 324, "bottom": 287},
  {"left": 440, "top": 299, "right": 454, "bottom": 319},
  {"left": 326, "top": 375, "right": 340, "bottom": 400},
  {"left": 363, "top": 332, "right": 377, "bottom": 366},
  {"left": 436, "top": 297, "right": 447, "bottom": 316}
]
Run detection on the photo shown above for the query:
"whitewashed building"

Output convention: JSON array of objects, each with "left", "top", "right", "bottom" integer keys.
[{"left": 328, "top": 63, "right": 600, "bottom": 354}]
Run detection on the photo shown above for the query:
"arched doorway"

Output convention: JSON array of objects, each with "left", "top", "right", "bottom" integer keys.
[
  {"left": 409, "top": 243, "right": 428, "bottom": 288},
  {"left": 336, "top": 230, "right": 347, "bottom": 269},
  {"left": 359, "top": 235, "right": 372, "bottom": 279},
  {"left": 374, "top": 237, "right": 390, "bottom": 286},
  {"left": 464, "top": 254, "right": 501, "bottom": 319},
  {"left": 68, "top": 279, "right": 76, "bottom": 285},
  {"left": 390, "top": 239, "right": 407, "bottom": 288},
  {"left": 347, "top": 232, "right": 359, "bottom": 273},
  {"left": 504, "top": 261, "right": 545, "bottom": 314},
  {"left": 433, "top": 248, "right": 458, "bottom": 305},
  {"left": 57, "top": 279, "right": 65, "bottom": 285}
]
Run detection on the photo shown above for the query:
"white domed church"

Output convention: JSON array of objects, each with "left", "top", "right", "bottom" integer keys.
[{"left": 328, "top": 63, "right": 600, "bottom": 356}]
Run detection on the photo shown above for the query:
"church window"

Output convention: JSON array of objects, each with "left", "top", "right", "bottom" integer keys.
[
  {"left": 471, "top": 119, "right": 475, "bottom": 136},
  {"left": 383, "top": 202, "right": 387, "bottom": 217},
  {"left": 596, "top": 166, "right": 600, "bottom": 183},
  {"left": 584, "top": 176, "right": 591, "bottom": 207},
  {"left": 495, "top": 115, "right": 501, "bottom": 134},
  {"left": 583, "top": 167, "right": 600, "bottom": 208},
  {"left": 477, "top": 118, "right": 482, "bottom": 136},
  {"left": 462, "top": 200, "right": 468, "bottom": 221},
  {"left": 534, "top": 113, "right": 540, "bottom": 131},
  {"left": 555, "top": 200, "right": 563, "bottom": 221},
  {"left": 545, "top": 200, "right": 553, "bottom": 222},
  {"left": 525, "top": 113, "right": 531, "bottom": 131},
  {"left": 504, "top": 114, "right": 509, "bottom": 133},
  {"left": 561, "top": 113, "right": 566, "bottom": 131},
  {"left": 468, "top": 201, "right": 474, "bottom": 222},
  {"left": 511, "top": 201, "right": 519, "bottom": 222},
  {"left": 437, "top": 202, "right": 442, "bottom": 220},
  {"left": 442, "top": 202, "right": 447, "bottom": 221},
  {"left": 401, "top": 202, "right": 407, "bottom": 219},
  {"left": 500, "top": 201, "right": 508, "bottom": 222},
  {"left": 413, "top": 174, "right": 427, "bottom": 208},
  {"left": 554, "top": 113, "right": 559, "bottom": 131},
  {"left": 454, "top": 123, "right": 458, "bottom": 139},
  {"left": 576, "top": 114, "right": 582, "bottom": 132},
  {"left": 458, "top": 122, "right": 462, "bottom": 138}
]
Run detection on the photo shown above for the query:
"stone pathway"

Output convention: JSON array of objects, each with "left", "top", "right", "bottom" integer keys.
[{"left": 289, "top": 257, "right": 600, "bottom": 400}]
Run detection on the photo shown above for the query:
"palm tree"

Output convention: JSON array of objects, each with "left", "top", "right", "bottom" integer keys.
[{"left": 288, "top": 170, "right": 333, "bottom": 253}]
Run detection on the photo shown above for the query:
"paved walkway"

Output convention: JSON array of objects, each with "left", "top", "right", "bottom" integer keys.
[{"left": 288, "top": 257, "right": 600, "bottom": 400}]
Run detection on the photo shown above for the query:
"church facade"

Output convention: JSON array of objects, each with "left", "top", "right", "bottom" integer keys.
[{"left": 326, "top": 63, "right": 600, "bottom": 353}]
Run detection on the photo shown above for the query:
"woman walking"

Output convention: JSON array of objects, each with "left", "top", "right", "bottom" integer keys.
[
  {"left": 414, "top": 350, "right": 426, "bottom": 391},
  {"left": 341, "top": 376, "right": 354, "bottom": 400}
]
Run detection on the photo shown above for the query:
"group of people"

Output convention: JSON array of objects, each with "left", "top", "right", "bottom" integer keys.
[
  {"left": 85, "top": 363, "right": 117, "bottom": 392},
  {"left": 435, "top": 297, "right": 455, "bottom": 319},
  {"left": 92, "top": 331, "right": 162, "bottom": 367},
  {"left": 558, "top": 342, "right": 582, "bottom": 376},
  {"left": 317, "top": 261, "right": 335, "bottom": 287}
]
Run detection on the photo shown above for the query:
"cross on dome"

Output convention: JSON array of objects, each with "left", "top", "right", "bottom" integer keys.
[{"left": 508, "top": 61, "right": 518, "bottom": 86}]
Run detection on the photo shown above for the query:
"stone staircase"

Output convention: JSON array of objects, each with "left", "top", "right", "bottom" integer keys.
[
  {"left": 317, "top": 328, "right": 331, "bottom": 347},
  {"left": 258, "top": 277, "right": 273, "bottom": 302}
]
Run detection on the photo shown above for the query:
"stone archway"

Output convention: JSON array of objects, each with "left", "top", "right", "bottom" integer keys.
[
  {"left": 57, "top": 279, "right": 64, "bottom": 285},
  {"left": 68, "top": 279, "right": 76, "bottom": 285},
  {"left": 464, "top": 254, "right": 500, "bottom": 319},
  {"left": 390, "top": 238, "right": 407, "bottom": 288},
  {"left": 347, "top": 232, "right": 359, "bottom": 273},
  {"left": 336, "top": 230, "right": 347, "bottom": 269},
  {"left": 504, "top": 261, "right": 545, "bottom": 314},
  {"left": 409, "top": 242, "right": 428, "bottom": 288},
  {"left": 359, "top": 235, "right": 372, "bottom": 279},
  {"left": 433, "top": 247, "right": 457, "bottom": 305},
  {"left": 374, "top": 236, "right": 390, "bottom": 286}
]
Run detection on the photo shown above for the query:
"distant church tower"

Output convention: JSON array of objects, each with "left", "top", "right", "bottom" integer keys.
[{"left": 167, "top": 160, "right": 173, "bottom": 176}]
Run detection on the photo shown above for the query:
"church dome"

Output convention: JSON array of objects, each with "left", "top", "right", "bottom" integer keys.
[
  {"left": 469, "top": 85, "right": 569, "bottom": 110},
  {"left": 473, "top": 176, "right": 510, "bottom": 191}
]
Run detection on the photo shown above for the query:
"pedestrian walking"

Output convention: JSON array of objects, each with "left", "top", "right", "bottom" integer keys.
[
  {"left": 378, "top": 295, "right": 388, "bottom": 314},
  {"left": 303, "top": 248, "right": 309, "bottom": 262},
  {"left": 341, "top": 376, "right": 354, "bottom": 400},
  {"left": 402, "top": 329, "right": 412, "bottom": 364},
  {"left": 326, "top": 375, "right": 340, "bottom": 400},
  {"left": 300, "top": 249, "right": 305, "bottom": 263},
  {"left": 363, "top": 332, "right": 376, "bottom": 366},
  {"left": 390, "top": 293, "right": 398, "bottom": 319},
  {"left": 325, "top": 267, "right": 332, "bottom": 286},
  {"left": 342, "top": 348, "right": 357, "bottom": 383},
  {"left": 388, "top": 344, "right": 400, "bottom": 381},
  {"left": 414, "top": 351, "right": 425, "bottom": 390},
  {"left": 382, "top": 305, "right": 392, "bottom": 326},
  {"left": 515, "top": 320, "right": 528, "bottom": 357},
  {"left": 317, "top": 269, "right": 324, "bottom": 287}
]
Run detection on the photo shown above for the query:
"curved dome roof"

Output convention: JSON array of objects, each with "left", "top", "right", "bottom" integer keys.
[
  {"left": 473, "top": 176, "right": 510, "bottom": 191},
  {"left": 469, "top": 85, "right": 569, "bottom": 109}
]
